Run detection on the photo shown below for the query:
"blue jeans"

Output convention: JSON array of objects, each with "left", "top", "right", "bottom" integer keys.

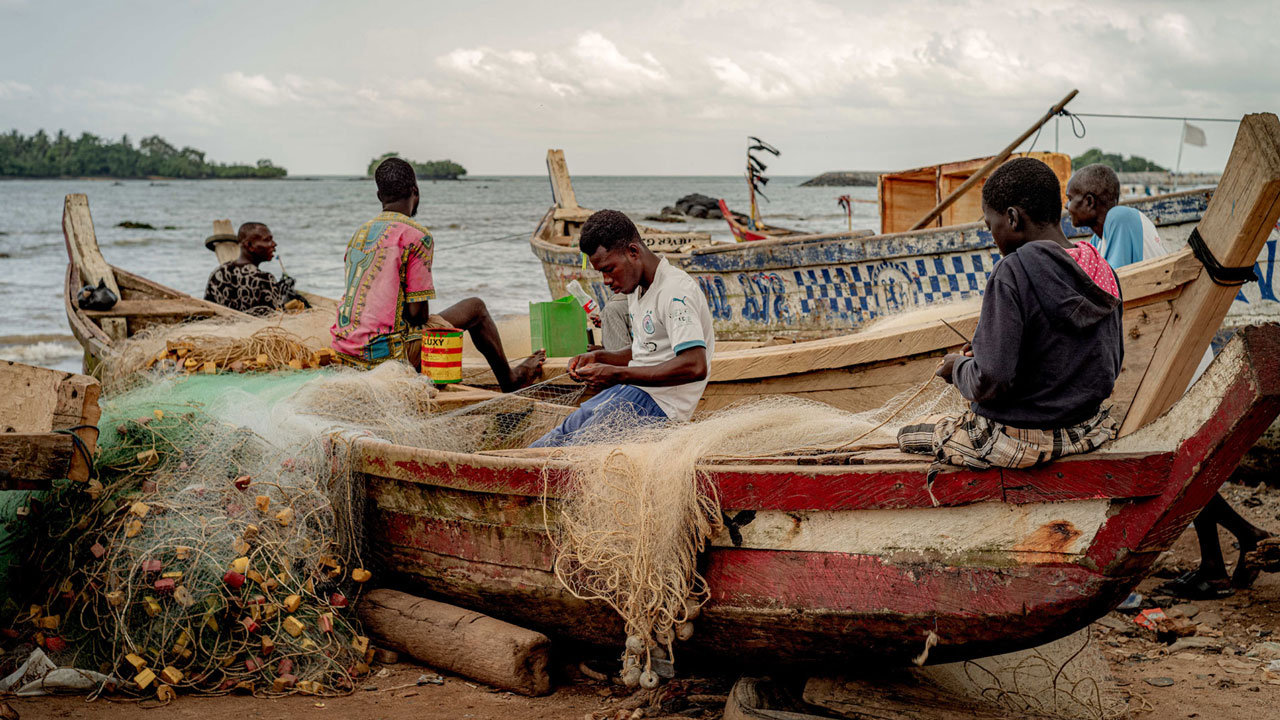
[{"left": 530, "top": 385, "right": 667, "bottom": 448}]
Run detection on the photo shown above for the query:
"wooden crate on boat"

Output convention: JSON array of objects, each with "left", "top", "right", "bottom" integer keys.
[{"left": 878, "top": 151, "right": 1072, "bottom": 234}]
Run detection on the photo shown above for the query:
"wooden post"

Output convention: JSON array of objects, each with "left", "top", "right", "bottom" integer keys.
[
  {"left": 908, "top": 89, "right": 1078, "bottom": 231},
  {"left": 1119, "top": 113, "right": 1280, "bottom": 435},
  {"left": 209, "top": 219, "right": 239, "bottom": 264},
  {"left": 358, "top": 589, "right": 553, "bottom": 696},
  {"left": 62, "top": 194, "right": 120, "bottom": 297},
  {"left": 546, "top": 149, "right": 579, "bottom": 210},
  {"left": 62, "top": 194, "right": 127, "bottom": 340}
]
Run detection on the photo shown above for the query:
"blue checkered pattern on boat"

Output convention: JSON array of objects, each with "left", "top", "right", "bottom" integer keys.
[{"left": 794, "top": 251, "right": 998, "bottom": 319}]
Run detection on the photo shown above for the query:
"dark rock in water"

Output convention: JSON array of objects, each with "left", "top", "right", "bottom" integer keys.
[
  {"left": 655, "top": 194, "right": 751, "bottom": 224},
  {"left": 674, "top": 193, "right": 720, "bottom": 218},
  {"left": 117, "top": 220, "right": 156, "bottom": 229},
  {"left": 799, "top": 171, "right": 883, "bottom": 187}
]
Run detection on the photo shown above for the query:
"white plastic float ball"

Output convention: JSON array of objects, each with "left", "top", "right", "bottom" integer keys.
[
  {"left": 639, "top": 670, "right": 660, "bottom": 689},
  {"left": 625, "top": 635, "right": 645, "bottom": 654},
  {"left": 622, "top": 667, "right": 642, "bottom": 688},
  {"left": 683, "top": 599, "right": 701, "bottom": 620}
]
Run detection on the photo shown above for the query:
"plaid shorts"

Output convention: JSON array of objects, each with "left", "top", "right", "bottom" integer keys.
[{"left": 898, "top": 406, "right": 1116, "bottom": 491}]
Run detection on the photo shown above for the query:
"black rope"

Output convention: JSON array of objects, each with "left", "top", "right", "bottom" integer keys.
[
  {"left": 1058, "top": 109, "right": 1087, "bottom": 139},
  {"left": 53, "top": 425, "right": 99, "bottom": 477},
  {"left": 1187, "top": 227, "right": 1257, "bottom": 287}
]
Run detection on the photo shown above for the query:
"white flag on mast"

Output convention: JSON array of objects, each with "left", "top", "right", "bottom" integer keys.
[{"left": 1183, "top": 122, "right": 1207, "bottom": 147}]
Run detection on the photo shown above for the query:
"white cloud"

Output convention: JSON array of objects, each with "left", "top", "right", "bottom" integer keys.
[
  {"left": 0, "top": 79, "right": 32, "bottom": 99},
  {"left": 222, "top": 72, "right": 294, "bottom": 106},
  {"left": 2, "top": 0, "right": 1276, "bottom": 174}
]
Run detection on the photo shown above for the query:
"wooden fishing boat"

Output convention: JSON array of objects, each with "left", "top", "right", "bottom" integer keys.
[
  {"left": 717, "top": 198, "right": 805, "bottom": 243},
  {"left": 0, "top": 361, "right": 100, "bottom": 490},
  {"left": 359, "top": 326, "right": 1280, "bottom": 664},
  {"left": 360, "top": 113, "right": 1280, "bottom": 665},
  {"left": 532, "top": 152, "right": 1280, "bottom": 341}
]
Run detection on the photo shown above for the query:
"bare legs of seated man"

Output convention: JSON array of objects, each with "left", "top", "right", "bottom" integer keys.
[
  {"left": 405, "top": 297, "right": 544, "bottom": 393},
  {"left": 1160, "top": 493, "right": 1274, "bottom": 599}
]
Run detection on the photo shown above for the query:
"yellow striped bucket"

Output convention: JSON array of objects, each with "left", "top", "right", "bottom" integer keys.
[{"left": 421, "top": 327, "right": 464, "bottom": 383}]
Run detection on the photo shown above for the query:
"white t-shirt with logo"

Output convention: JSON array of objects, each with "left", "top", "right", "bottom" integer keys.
[{"left": 626, "top": 258, "right": 715, "bottom": 422}]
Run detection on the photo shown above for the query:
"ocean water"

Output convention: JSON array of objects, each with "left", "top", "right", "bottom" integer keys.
[{"left": 0, "top": 176, "right": 879, "bottom": 373}]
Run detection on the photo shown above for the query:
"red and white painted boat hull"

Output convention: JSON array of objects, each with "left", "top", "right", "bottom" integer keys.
[{"left": 359, "top": 325, "right": 1280, "bottom": 666}]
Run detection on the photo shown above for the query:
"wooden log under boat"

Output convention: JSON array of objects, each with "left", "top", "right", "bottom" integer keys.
[{"left": 0, "top": 361, "right": 101, "bottom": 490}]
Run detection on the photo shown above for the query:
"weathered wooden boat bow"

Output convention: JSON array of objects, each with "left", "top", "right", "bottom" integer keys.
[{"left": 358, "top": 114, "right": 1280, "bottom": 668}]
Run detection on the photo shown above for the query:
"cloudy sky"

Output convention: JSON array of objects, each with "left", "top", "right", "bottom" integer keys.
[{"left": 1, "top": 0, "right": 1276, "bottom": 175}]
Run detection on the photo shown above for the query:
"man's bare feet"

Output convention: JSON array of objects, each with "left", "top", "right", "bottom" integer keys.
[{"left": 510, "top": 350, "right": 546, "bottom": 389}]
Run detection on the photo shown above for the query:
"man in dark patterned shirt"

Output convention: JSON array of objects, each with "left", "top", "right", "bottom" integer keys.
[{"left": 204, "top": 222, "right": 297, "bottom": 315}]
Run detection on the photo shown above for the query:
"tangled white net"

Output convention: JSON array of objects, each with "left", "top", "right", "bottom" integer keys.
[{"left": 547, "top": 379, "right": 969, "bottom": 687}]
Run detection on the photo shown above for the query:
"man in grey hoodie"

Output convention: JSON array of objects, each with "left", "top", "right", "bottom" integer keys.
[{"left": 899, "top": 158, "right": 1123, "bottom": 479}]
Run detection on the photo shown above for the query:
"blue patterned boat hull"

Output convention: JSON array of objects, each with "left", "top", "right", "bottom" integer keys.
[{"left": 532, "top": 189, "right": 1280, "bottom": 341}]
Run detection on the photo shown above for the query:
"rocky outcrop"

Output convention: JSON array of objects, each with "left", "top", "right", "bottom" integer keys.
[
  {"left": 799, "top": 171, "right": 883, "bottom": 187},
  {"left": 673, "top": 193, "right": 723, "bottom": 218},
  {"left": 647, "top": 193, "right": 751, "bottom": 224}
]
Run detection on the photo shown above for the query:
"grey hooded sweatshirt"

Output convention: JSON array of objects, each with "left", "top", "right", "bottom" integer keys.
[{"left": 952, "top": 240, "right": 1123, "bottom": 429}]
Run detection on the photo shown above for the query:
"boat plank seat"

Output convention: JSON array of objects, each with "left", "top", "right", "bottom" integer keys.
[{"left": 80, "top": 298, "right": 226, "bottom": 320}]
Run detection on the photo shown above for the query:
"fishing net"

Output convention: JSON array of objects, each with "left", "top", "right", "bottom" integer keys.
[
  {"left": 98, "top": 309, "right": 334, "bottom": 391},
  {"left": 0, "top": 364, "right": 449, "bottom": 697},
  {"left": 920, "top": 628, "right": 1128, "bottom": 720},
  {"left": 547, "top": 378, "right": 969, "bottom": 688}
]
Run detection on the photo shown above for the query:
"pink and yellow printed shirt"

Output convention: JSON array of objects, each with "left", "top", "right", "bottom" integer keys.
[{"left": 330, "top": 211, "right": 435, "bottom": 366}]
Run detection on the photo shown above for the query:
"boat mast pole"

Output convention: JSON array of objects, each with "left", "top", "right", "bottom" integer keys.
[{"left": 908, "top": 89, "right": 1079, "bottom": 231}]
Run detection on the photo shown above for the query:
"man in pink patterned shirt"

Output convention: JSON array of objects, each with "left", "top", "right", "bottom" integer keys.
[{"left": 330, "top": 157, "right": 543, "bottom": 391}]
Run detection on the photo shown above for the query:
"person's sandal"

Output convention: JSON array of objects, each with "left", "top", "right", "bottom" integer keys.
[{"left": 1156, "top": 570, "right": 1234, "bottom": 600}]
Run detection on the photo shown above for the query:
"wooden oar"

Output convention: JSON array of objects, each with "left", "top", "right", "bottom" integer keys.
[{"left": 908, "top": 89, "right": 1079, "bottom": 231}]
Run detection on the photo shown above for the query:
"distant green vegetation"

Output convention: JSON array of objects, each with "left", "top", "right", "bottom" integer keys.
[
  {"left": 1071, "top": 148, "right": 1168, "bottom": 173},
  {"left": 0, "top": 130, "right": 287, "bottom": 179},
  {"left": 367, "top": 152, "right": 467, "bottom": 180}
]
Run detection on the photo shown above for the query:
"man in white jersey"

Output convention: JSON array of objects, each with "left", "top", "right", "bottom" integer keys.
[{"left": 531, "top": 210, "right": 714, "bottom": 447}]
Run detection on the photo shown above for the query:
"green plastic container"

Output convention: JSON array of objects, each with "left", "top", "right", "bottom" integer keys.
[{"left": 530, "top": 296, "right": 588, "bottom": 357}]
